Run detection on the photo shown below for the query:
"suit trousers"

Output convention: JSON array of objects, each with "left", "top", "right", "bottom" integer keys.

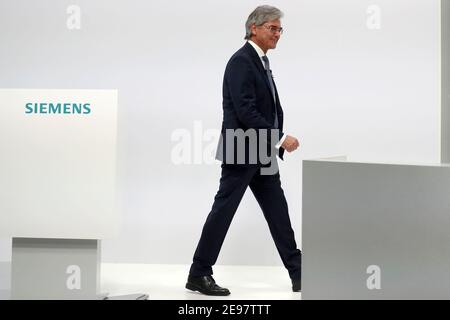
[{"left": 189, "top": 163, "right": 302, "bottom": 280}]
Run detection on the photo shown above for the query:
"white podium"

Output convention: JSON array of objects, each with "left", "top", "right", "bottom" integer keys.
[
  {"left": 302, "top": 156, "right": 450, "bottom": 299},
  {"left": 0, "top": 89, "right": 146, "bottom": 299}
]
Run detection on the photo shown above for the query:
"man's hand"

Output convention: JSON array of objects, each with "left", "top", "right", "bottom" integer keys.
[{"left": 281, "top": 135, "right": 300, "bottom": 153}]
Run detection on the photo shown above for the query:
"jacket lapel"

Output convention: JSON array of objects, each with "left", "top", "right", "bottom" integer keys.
[{"left": 243, "top": 42, "right": 277, "bottom": 105}]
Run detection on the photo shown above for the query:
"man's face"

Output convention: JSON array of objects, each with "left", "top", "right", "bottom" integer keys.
[{"left": 251, "top": 19, "right": 282, "bottom": 53}]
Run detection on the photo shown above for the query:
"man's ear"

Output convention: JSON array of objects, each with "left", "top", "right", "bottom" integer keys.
[{"left": 250, "top": 24, "right": 257, "bottom": 37}]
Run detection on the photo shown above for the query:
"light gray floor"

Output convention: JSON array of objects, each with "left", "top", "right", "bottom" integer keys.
[
  {"left": 0, "top": 262, "right": 300, "bottom": 300},
  {"left": 0, "top": 262, "right": 10, "bottom": 300}
]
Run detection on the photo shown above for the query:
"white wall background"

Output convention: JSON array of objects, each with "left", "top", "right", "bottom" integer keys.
[{"left": 0, "top": 0, "right": 441, "bottom": 269}]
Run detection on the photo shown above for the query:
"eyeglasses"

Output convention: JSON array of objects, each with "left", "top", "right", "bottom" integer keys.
[{"left": 262, "top": 24, "right": 284, "bottom": 35}]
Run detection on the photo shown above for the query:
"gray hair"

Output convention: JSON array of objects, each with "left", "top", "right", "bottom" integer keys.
[{"left": 244, "top": 5, "right": 284, "bottom": 40}]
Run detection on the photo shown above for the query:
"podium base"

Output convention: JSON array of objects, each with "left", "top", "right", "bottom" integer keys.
[
  {"left": 104, "top": 293, "right": 149, "bottom": 300},
  {"left": 10, "top": 238, "right": 149, "bottom": 300}
]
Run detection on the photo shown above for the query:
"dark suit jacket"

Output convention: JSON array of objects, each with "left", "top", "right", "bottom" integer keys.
[{"left": 216, "top": 42, "right": 285, "bottom": 165}]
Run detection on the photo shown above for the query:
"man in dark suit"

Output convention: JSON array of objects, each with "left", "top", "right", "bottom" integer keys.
[{"left": 186, "top": 5, "right": 302, "bottom": 296}]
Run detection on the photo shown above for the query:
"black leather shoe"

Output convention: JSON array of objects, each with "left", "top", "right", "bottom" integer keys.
[
  {"left": 186, "top": 275, "right": 231, "bottom": 296},
  {"left": 292, "top": 278, "right": 301, "bottom": 292}
]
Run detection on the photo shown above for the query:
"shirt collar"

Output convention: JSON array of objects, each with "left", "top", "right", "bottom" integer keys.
[{"left": 247, "top": 40, "right": 266, "bottom": 59}]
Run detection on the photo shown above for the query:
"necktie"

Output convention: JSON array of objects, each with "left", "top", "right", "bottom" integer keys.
[{"left": 262, "top": 55, "right": 279, "bottom": 128}]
